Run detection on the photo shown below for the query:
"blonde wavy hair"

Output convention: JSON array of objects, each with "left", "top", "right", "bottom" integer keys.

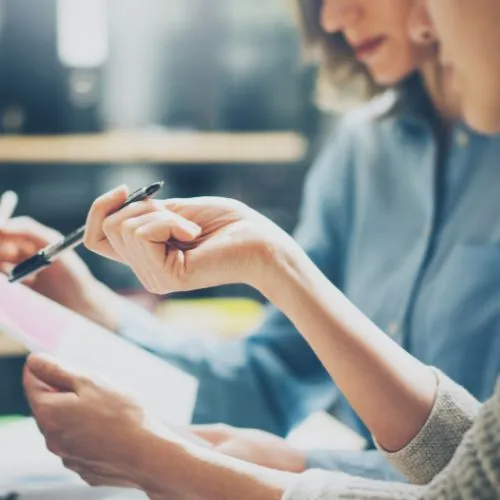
[{"left": 292, "top": 0, "right": 385, "bottom": 110}]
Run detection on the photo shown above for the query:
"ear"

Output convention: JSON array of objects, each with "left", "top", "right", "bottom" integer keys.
[{"left": 409, "top": 0, "right": 437, "bottom": 46}]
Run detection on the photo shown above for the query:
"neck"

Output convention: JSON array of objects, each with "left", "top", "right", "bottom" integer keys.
[{"left": 419, "top": 54, "right": 461, "bottom": 122}]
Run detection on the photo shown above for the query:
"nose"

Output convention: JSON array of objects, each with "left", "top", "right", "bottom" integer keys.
[
  {"left": 408, "top": 0, "right": 437, "bottom": 45},
  {"left": 320, "top": 0, "right": 362, "bottom": 34}
]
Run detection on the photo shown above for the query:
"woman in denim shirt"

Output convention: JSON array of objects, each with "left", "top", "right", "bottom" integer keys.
[{"left": 3, "top": 0, "right": 500, "bottom": 481}]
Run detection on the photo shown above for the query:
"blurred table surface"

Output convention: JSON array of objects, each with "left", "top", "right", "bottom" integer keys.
[{"left": 0, "top": 130, "right": 307, "bottom": 165}]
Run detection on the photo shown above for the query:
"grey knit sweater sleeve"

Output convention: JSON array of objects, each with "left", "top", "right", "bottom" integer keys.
[
  {"left": 376, "top": 369, "right": 481, "bottom": 484},
  {"left": 283, "top": 372, "right": 500, "bottom": 500}
]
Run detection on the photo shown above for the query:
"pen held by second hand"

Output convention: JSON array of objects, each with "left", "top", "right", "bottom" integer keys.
[
  {"left": 7, "top": 181, "right": 166, "bottom": 284},
  {"left": 0, "top": 191, "right": 18, "bottom": 224}
]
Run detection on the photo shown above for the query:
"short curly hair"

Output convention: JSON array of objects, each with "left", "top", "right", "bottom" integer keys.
[{"left": 292, "top": 0, "right": 385, "bottom": 110}]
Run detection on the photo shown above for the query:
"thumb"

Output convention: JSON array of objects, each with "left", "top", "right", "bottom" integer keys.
[
  {"left": 26, "top": 354, "right": 82, "bottom": 393},
  {"left": 84, "top": 185, "right": 129, "bottom": 258}
]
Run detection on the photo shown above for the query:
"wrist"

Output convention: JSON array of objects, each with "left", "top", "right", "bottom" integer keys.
[
  {"left": 130, "top": 426, "right": 179, "bottom": 497},
  {"left": 252, "top": 237, "right": 309, "bottom": 308},
  {"left": 134, "top": 423, "right": 294, "bottom": 500},
  {"left": 133, "top": 426, "right": 214, "bottom": 499}
]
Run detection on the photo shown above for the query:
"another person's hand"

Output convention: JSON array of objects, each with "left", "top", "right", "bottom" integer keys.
[
  {"left": 24, "top": 355, "right": 299, "bottom": 499},
  {"left": 189, "top": 424, "right": 306, "bottom": 473},
  {"left": 84, "top": 187, "right": 296, "bottom": 295},
  {"left": 23, "top": 354, "right": 162, "bottom": 491},
  {"left": 0, "top": 217, "right": 118, "bottom": 330}
]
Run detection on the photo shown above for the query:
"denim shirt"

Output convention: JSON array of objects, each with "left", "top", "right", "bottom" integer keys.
[{"left": 118, "top": 76, "right": 500, "bottom": 472}]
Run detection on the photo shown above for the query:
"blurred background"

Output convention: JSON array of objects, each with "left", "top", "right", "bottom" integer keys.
[
  {"left": 0, "top": 0, "right": 327, "bottom": 293},
  {"left": 0, "top": 0, "right": 344, "bottom": 424}
]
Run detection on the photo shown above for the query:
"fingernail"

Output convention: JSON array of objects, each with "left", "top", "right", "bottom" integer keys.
[{"left": 106, "top": 184, "right": 127, "bottom": 197}]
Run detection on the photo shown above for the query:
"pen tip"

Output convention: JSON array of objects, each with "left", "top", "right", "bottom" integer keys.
[{"left": 150, "top": 181, "right": 164, "bottom": 192}]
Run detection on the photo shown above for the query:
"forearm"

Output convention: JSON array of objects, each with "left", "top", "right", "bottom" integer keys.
[
  {"left": 136, "top": 429, "right": 296, "bottom": 500},
  {"left": 75, "top": 279, "right": 121, "bottom": 332},
  {"left": 257, "top": 243, "right": 437, "bottom": 453}
]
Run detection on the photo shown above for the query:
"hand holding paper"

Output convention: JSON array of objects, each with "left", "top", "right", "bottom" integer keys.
[
  {"left": 0, "top": 274, "right": 198, "bottom": 426},
  {"left": 23, "top": 354, "right": 212, "bottom": 494},
  {"left": 24, "top": 354, "right": 149, "bottom": 490}
]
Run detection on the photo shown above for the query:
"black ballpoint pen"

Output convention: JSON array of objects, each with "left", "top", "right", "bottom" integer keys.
[{"left": 8, "top": 181, "right": 164, "bottom": 284}]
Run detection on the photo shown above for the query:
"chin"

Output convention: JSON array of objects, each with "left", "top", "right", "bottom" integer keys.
[{"left": 370, "top": 66, "right": 414, "bottom": 87}]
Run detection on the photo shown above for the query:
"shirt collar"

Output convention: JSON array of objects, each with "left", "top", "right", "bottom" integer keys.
[{"left": 392, "top": 72, "right": 439, "bottom": 129}]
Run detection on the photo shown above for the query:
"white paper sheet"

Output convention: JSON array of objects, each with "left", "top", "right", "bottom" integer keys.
[
  {"left": 0, "top": 419, "right": 147, "bottom": 498},
  {"left": 0, "top": 274, "right": 198, "bottom": 426}
]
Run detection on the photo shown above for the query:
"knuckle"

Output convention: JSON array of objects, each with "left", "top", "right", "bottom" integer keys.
[
  {"left": 134, "top": 226, "right": 148, "bottom": 240},
  {"left": 36, "top": 404, "right": 57, "bottom": 430},
  {"left": 62, "top": 458, "right": 77, "bottom": 471},
  {"left": 78, "top": 374, "right": 92, "bottom": 388},
  {"left": 81, "top": 474, "right": 98, "bottom": 487},
  {"left": 101, "top": 217, "right": 115, "bottom": 237},
  {"left": 57, "top": 432, "right": 73, "bottom": 455},
  {"left": 142, "top": 280, "right": 160, "bottom": 294},
  {"left": 45, "top": 433, "right": 65, "bottom": 456},
  {"left": 140, "top": 275, "right": 167, "bottom": 295},
  {"left": 88, "top": 197, "right": 109, "bottom": 221},
  {"left": 121, "top": 218, "right": 137, "bottom": 233}
]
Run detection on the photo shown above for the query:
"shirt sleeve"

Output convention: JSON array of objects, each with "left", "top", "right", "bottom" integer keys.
[
  {"left": 305, "top": 449, "right": 405, "bottom": 481},
  {"left": 283, "top": 381, "right": 500, "bottom": 500},
  {"left": 283, "top": 469, "right": 425, "bottom": 500},
  {"left": 375, "top": 369, "right": 481, "bottom": 484}
]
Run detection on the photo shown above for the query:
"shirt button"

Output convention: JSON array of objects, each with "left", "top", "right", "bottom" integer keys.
[
  {"left": 456, "top": 130, "right": 469, "bottom": 147},
  {"left": 387, "top": 322, "right": 400, "bottom": 337}
]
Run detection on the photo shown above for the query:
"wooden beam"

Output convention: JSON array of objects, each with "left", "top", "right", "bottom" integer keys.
[
  {"left": 0, "top": 333, "right": 27, "bottom": 357},
  {"left": 0, "top": 131, "right": 307, "bottom": 165}
]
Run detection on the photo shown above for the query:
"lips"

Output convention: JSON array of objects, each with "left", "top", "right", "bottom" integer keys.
[{"left": 351, "top": 35, "right": 387, "bottom": 61}]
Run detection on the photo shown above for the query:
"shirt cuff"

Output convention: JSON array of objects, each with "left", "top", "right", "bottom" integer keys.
[
  {"left": 282, "top": 469, "right": 423, "bottom": 500},
  {"left": 282, "top": 470, "right": 357, "bottom": 500},
  {"left": 375, "top": 368, "right": 481, "bottom": 485}
]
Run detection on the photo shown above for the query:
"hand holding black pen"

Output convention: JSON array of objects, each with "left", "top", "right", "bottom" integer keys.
[{"left": 8, "top": 181, "right": 164, "bottom": 284}]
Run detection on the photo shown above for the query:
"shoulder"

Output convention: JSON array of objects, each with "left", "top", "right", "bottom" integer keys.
[
  {"left": 314, "top": 91, "right": 407, "bottom": 173},
  {"left": 307, "top": 84, "right": 433, "bottom": 190}
]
